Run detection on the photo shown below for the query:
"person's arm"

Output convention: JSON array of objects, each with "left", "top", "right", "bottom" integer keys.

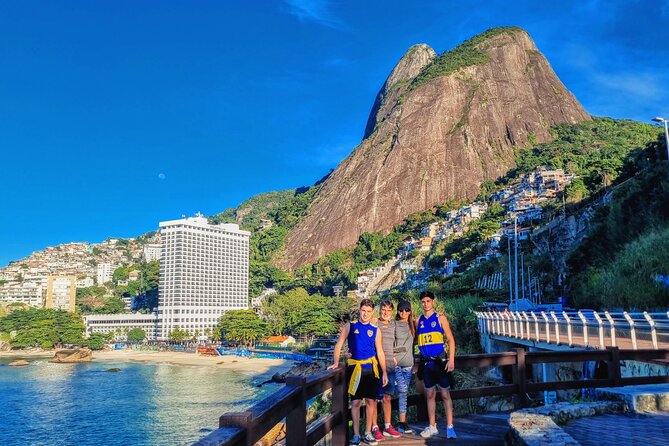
[
  {"left": 375, "top": 328, "right": 389, "bottom": 386},
  {"left": 327, "top": 322, "right": 350, "bottom": 370},
  {"left": 439, "top": 314, "right": 456, "bottom": 372}
]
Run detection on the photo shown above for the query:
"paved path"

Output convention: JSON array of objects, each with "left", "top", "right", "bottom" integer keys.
[
  {"left": 562, "top": 411, "right": 669, "bottom": 445},
  {"left": 379, "top": 412, "right": 510, "bottom": 445},
  {"left": 490, "top": 331, "right": 669, "bottom": 351}
]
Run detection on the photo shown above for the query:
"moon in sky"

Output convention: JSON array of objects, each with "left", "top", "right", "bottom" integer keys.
[{"left": 158, "top": 173, "right": 166, "bottom": 180}]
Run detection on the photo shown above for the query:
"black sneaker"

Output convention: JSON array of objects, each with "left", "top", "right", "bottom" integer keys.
[
  {"left": 362, "top": 432, "right": 378, "bottom": 445},
  {"left": 397, "top": 422, "right": 413, "bottom": 434}
]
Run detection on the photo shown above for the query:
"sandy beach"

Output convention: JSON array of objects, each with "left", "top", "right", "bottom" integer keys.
[{"left": 1, "top": 349, "right": 296, "bottom": 377}]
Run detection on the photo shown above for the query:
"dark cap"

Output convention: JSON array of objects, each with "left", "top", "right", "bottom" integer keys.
[{"left": 397, "top": 300, "right": 412, "bottom": 312}]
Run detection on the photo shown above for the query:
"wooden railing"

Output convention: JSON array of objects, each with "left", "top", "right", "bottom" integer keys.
[{"left": 194, "top": 347, "right": 669, "bottom": 446}]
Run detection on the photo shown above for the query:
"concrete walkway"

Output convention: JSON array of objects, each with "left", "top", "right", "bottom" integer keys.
[{"left": 563, "top": 411, "right": 669, "bottom": 445}]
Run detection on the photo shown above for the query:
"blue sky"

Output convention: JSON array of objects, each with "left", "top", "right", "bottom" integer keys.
[{"left": 1, "top": 0, "right": 668, "bottom": 267}]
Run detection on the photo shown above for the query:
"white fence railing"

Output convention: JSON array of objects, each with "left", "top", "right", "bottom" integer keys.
[{"left": 475, "top": 310, "right": 669, "bottom": 350}]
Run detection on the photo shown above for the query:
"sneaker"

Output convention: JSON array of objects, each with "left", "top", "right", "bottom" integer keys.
[
  {"left": 396, "top": 422, "right": 413, "bottom": 434},
  {"left": 383, "top": 425, "right": 401, "bottom": 438},
  {"left": 447, "top": 426, "right": 457, "bottom": 439},
  {"left": 420, "top": 425, "right": 439, "bottom": 438},
  {"left": 371, "top": 426, "right": 384, "bottom": 441},
  {"left": 349, "top": 435, "right": 361, "bottom": 445},
  {"left": 362, "top": 432, "right": 378, "bottom": 445}
]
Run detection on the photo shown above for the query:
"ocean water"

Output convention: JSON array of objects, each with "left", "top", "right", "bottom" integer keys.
[{"left": 0, "top": 356, "right": 285, "bottom": 446}]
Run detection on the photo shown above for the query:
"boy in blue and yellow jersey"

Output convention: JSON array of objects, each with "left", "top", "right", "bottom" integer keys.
[
  {"left": 415, "top": 291, "right": 457, "bottom": 439},
  {"left": 328, "top": 299, "right": 388, "bottom": 446}
]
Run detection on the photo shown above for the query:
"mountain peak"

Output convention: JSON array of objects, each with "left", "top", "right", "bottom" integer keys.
[
  {"left": 280, "top": 28, "right": 590, "bottom": 270},
  {"left": 364, "top": 44, "right": 437, "bottom": 139}
]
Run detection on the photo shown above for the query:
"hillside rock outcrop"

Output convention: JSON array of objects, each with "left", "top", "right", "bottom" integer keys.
[{"left": 280, "top": 28, "right": 590, "bottom": 269}]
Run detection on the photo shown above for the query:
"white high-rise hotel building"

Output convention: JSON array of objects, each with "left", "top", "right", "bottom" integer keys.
[{"left": 157, "top": 215, "right": 250, "bottom": 339}]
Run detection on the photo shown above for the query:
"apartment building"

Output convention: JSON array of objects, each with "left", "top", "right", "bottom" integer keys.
[
  {"left": 46, "top": 275, "right": 76, "bottom": 312},
  {"left": 96, "top": 263, "right": 115, "bottom": 285},
  {"left": 156, "top": 215, "right": 250, "bottom": 340},
  {"left": 143, "top": 244, "right": 161, "bottom": 262},
  {"left": 0, "top": 282, "right": 44, "bottom": 307}
]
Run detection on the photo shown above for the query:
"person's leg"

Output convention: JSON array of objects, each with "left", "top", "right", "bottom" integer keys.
[
  {"left": 351, "top": 399, "right": 362, "bottom": 437},
  {"left": 396, "top": 367, "right": 409, "bottom": 422},
  {"left": 364, "top": 398, "right": 376, "bottom": 433},
  {"left": 383, "top": 393, "right": 392, "bottom": 424},
  {"left": 425, "top": 386, "right": 437, "bottom": 426},
  {"left": 382, "top": 370, "right": 395, "bottom": 425},
  {"left": 440, "top": 388, "right": 453, "bottom": 426}
]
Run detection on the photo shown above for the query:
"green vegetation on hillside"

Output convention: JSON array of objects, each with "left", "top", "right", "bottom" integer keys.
[
  {"left": 571, "top": 226, "right": 669, "bottom": 310},
  {"left": 408, "top": 26, "right": 523, "bottom": 93},
  {"left": 76, "top": 260, "right": 160, "bottom": 314},
  {"left": 568, "top": 162, "right": 669, "bottom": 310},
  {"left": 513, "top": 117, "right": 658, "bottom": 201},
  {"left": 210, "top": 189, "right": 297, "bottom": 230},
  {"left": 426, "top": 202, "right": 505, "bottom": 269}
]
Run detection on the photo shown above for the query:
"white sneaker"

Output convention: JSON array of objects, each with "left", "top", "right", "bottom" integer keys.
[
  {"left": 420, "top": 425, "right": 439, "bottom": 438},
  {"left": 447, "top": 426, "right": 457, "bottom": 439}
]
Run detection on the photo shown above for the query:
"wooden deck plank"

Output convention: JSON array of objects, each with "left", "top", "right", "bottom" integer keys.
[{"left": 377, "top": 412, "right": 510, "bottom": 445}]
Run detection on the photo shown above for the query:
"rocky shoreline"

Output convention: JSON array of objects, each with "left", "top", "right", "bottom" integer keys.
[{"left": 258, "top": 361, "right": 322, "bottom": 386}]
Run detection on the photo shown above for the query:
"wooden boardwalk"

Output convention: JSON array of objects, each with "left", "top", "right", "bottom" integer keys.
[{"left": 370, "top": 412, "right": 510, "bottom": 445}]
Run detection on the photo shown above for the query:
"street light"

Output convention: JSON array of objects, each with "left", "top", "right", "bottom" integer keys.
[{"left": 651, "top": 117, "right": 669, "bottom": 161}]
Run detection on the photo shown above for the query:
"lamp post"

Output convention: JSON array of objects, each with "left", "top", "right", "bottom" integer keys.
[{"left": 651, "top": 117, "right": 669, "bottom": 161}]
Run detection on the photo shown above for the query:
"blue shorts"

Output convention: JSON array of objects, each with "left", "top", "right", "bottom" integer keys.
[
  {"left": 422, "top": 361, "right": 451, "bottom": 390},
  {"left": 382, "top": 370, "right": 397, "bottom": 396}
]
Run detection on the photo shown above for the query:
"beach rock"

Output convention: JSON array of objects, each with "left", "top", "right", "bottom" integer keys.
[
  {"left": 260, "top": 362, "right": 322, "bottom": 386},
  {"left": 107, "top": 368, "right": 121, "bottom": 372},
  {"left": 9, "top": 360, "right": 30, "bottom": 366},
  {"left": 49, "top": 348, "right": 93, "bottom": 363}
]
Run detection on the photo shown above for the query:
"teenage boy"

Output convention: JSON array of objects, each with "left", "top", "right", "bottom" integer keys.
[
  {"left": 415, "top": 291, "right": 457, "bottom": 439},
  {"left": 375, "top": 299, "right": 401, "bottom": 439},
  {"left": 329, "top": 299, "right": 389, "bottom": 445}
]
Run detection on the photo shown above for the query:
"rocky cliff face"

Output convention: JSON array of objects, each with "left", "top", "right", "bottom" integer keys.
[{"left": 280, "top": 28, "right": 590, "bottom": 270}]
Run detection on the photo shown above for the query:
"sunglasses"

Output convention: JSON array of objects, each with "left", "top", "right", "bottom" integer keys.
[{"left": 398, "top": 309, "right": 411, "bottom": 313}]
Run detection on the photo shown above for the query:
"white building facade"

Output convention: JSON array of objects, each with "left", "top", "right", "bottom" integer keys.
[
  {"left": 157, "top": 216, "right": 250, "bottom": 340},
  {"left": 0, "top": 282, "right": 44, "bottom": 307},
  {"left": 143, "top": 244, "right": 161, "bottom": 262},
  {"left": 84, "top": 313, "right": 158, "bottom": 340},
  {"left": 96, "top": 263, "right": 115, "bottom": 285}
]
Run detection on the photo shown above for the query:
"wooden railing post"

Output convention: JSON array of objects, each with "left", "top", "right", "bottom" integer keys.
[
  {"left": 607, "top": 346, "right": 622, "bottom": 387},
  {"left": 285, "top": 376, "right": 307, "bottom": 446},
  {"left": 219, "top": 411, "right": 253, "bottom": 446},
  {"left": 512, "top": 347, "right": 528, "bottom": 408},
  {"left": 331, "top": 367, "right": 348, "bottom": 446}
]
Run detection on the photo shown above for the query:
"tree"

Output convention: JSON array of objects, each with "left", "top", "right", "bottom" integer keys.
[
  {"left": 168, "top": 327, "right": 190, "bottom": 343},
  {"left": 218, "top": 309, "right": 268, "bottom": 346},
  {"left": 127, "top": 328, "right": 146, "bottom": 343},
  {"left": 87, "top": 333, "right": 106, "bottom": 350},
  {"left": 293, "top": 294, "right": 337, "bottom": 339},
  {"left": 0, "top": 308, "right": 85, "bottom": 349},
  {"left": 210, "top": 326, "right": 222, "bottom": 342}
]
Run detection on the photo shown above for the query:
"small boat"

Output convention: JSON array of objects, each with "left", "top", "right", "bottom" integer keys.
[{"left": 196, "top": 346, "right": 220, "bottom": 356}]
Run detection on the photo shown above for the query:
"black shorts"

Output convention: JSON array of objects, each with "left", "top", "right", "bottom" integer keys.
[{"left": 347, "top": 366, "right": 380, "bottom": 400}]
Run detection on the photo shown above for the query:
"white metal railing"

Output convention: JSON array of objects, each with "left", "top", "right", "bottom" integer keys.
[{"left": 475, "top": 310, "right": 669, "bottom": 350}]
